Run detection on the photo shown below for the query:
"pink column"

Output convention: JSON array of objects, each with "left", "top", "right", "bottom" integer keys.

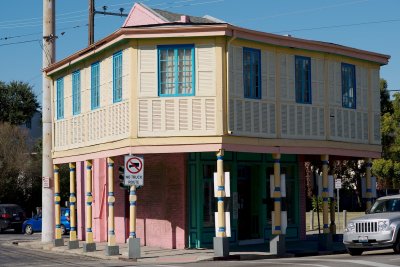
[
  {"left": 92, "top": 158, "right": 108, "bottom": 242},
  {"left": 114, "top": 156, "right": 128, "bottom": 243},
  {"left": 298, "top": 155, "right": 306, "bottom": 240},
  {"left": 76, "top": 161, "right": 86, "bottom": 240}
]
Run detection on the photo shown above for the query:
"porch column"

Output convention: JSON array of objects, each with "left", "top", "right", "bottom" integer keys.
[
  {"left": 321, "top": 155, "right": 330, "bottom": 234},
  {"left": 213, "top": 149, "right": 229, "bottom": 257},
  {"left": 365, "top": 158, "right": 373, "bottom": 210},
  {"left": 272, "top": 153, "right": 282, "bottom": 235},
  {"left": 83, "top": 160, "right": 96, "bottom": 252},
  {"left": 106, "top": 157, "right": 119, "bottom": 255},
  {"left": 68, "top": 163, "right": 79, "bottom": 249},
  {"left": 53, "top": 164, "right": 63, "bottom": 246},
  {"left": 128, "top": 185, "right": 140, "bottom": 259}
]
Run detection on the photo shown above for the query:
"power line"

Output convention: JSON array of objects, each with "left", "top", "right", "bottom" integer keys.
[
  {"left": 272, "top": 18, "right": 400, "bottom": 34},
  {"left": 0, "top": 39, "right": 40, "bottom": 47}
]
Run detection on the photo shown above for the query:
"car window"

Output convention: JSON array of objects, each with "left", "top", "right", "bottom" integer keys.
[{"left": 371, "top": 199, "right": 400, "bottom": 213}]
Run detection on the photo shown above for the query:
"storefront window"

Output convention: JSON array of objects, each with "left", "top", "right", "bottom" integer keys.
[{"left": 203, "top": 164, "right": 216, "bottom": 227}]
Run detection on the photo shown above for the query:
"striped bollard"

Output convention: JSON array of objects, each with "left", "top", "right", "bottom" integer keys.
[
  {"left": 68, "top": 162, "right": 79, "bottom": 249},
  {"left": 83, "top": 160, "right": 96, "bottom": 252},
  {"left": 53, "top": 164, "right": 64, "bottom": 247},
  {"left": 128, "top": 185, "right": 140, "bottom": 259}
]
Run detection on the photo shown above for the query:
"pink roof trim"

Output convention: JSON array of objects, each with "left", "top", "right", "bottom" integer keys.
[{"left": 123, "top": 3, "right": 167, "bottom": 27}]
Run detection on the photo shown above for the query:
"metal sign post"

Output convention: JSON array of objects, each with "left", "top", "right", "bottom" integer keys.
[{"left": 335, "top": 179, "right": 342, "bottom": 231}]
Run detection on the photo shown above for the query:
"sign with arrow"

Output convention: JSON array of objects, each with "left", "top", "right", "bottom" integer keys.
[{"left": 124, "top": 155, "right": 144, "bottom": 186}]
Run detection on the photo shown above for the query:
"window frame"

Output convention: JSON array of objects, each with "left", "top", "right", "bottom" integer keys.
[
  {"left": 72, "top": 70, "right": 81, "bottom": 115},
  {"left": 112, "top": 51, "right": 123, "bottom": 103},
  {"left": 243, "top": 47, "right": 262, "bottom": 99},
  {"left": 157, "top": 44, "right": 195, "bottom": 97},
  {"left": 341, "top": 63, "right": 356, "bottom": 109},
  {"left": 56, "top": 77, "right": 64, "bottom": 120},
  {"left": 295, "top": 55, "right": 312, "bottom": 104},
  {"left": 91, "top": 62, "right": 100, "bottom": 110}
]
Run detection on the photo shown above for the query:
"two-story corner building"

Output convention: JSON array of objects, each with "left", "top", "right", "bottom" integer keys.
[{"left": 44, "top": 3, "right": 389, "bottom": 250}]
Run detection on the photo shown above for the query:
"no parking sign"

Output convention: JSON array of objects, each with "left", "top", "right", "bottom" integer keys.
[{"left": 124, "top": 155, "right": 144, "bottom": 186}]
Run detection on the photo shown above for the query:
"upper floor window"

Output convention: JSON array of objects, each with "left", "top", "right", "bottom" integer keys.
[
  {"left": 91, "top": 62, "right": 100, "bottom": 109},
  {"left": 72, "top": 70, "right": 81, "bottom": 115},
  {"left": 56, "top": 77, "right": 64, "bottom": 119},
  {"left": 342, "top": 63, "right": 356, "bottom": 109},
  {"left": 113, "top": 51, "right": 122, "bottom": 103},
  {"left": 295, "top": 56, "right": 311, "bottom": 104},
  {"left": 243, "top": 47, "right": 261, "bottom": 99},
  {"left": 158, "top": 44, "right": 195, "bottom": 96}
]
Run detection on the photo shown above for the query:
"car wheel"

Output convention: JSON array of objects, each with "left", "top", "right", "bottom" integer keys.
[
  {"left": 24, "top": 225, "right": 33, "bottom": 235},
  {"left": 347, "top": 247, "right": 363, "bottom": 256},
  {"left": 393, "top": 238, "right": 400, "bottom": 253},
  {"left": 60, "top": 224, "right": 66, "bottom": 235}
]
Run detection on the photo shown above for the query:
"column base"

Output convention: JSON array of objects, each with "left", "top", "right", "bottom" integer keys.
[
  {"left": 53, "top": 238, "right": 64, "bottom": 247},
  {"left": 127, "top": 238, "right": 141, "bottom": 259},
  {"left": 83, "top": 242, "right": 96, "bottom": 252},
  {"left": 68, "top": 240, "right": 79, "bottom": 249},
  {"left": 105, "top": 245, "right": 120, "bottom": 256},
  {"left": 269, "top": 234, "right": 286, "bottom": 256},
  {"left": 318, "top": 233, "right": 333, "bottom": 251},
  {"left": 213, "top": 237, "right": 229, "bottom": 257}
]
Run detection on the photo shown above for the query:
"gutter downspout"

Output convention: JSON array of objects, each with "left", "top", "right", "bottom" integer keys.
[{"left": 226, "top": 29, "right": 236, "bottom": 135}]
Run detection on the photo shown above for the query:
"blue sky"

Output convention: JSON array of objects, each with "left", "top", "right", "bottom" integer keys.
[{"left": 0, "top": 0, "right": 399, "bottom": 106}]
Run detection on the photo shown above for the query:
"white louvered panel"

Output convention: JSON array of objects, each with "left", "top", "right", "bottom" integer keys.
[
  {"left": 281, "top": 104, "right": 288, "bottom": 136},
  {"left": 289, "top": 105, "right": 295, "bottom": 136},
  {"left": 350, "top": 110, "right": 356, "bottom": 139},
  {"left": 123, "top": 102, "right": 129, "bottom": 135},
  {"left": 334, "top": 62, "right": 341, "bottom": 106},
  {"left": 312, "top": 58, "right": 325, "bottom": 104},
  {"left": 319, "top": 108, "right": 325, "bottom": 137},
  {"left": 253, "top": 102, "right": 260, "bottom": 133},
  {"left": 267, "top": 51, "right": 276, "bottom": 99},
  {"left": 229, "top": 99, "right": 234, "bottom": 132},
  {"left": 261, "top": 51, "right": 268, "bottom": 100},
  {"left": 329, "top": 108, "right": 336, "bottom": 138},
  {"left": 236, "top": 100, "right": 243, "bottom": 132},
  {"left": 179, "top": 99, "right": 189, "bottom": 130},
  {"left": 363, "top": 112, "right": 368, "bottom": 141},
  {"left": 328, "top": 61, "right": 341, "bottom": 106},
  {"left": 361, "top": 67, "right": 368, "bottom": 111},
  {"left": 304, "top": 106, "right": 311, "bottom": 136},
  {"left": 269, "top": 103, "right": 276, "bottom": 135},
  {"left": 228, "top": 46, "right": 235, "bottom": 98},
  {"left": 371, "top": 69, "right": 380, "bottom": 112},
  {"left": 192, "top": 99, "right": 202, "bottom": 131},
  {"left": 279, "top": 54, "right": 288, "bottom": 100},
  {"left": 296, "top": 105, "right": 304, "bottom": 136},
  {"left": 205, "top": 99, "right": 215, "bottom": 131},
  {"left": 287, "top": 55, "right": 295, "bottom": 101},
  {"left": 312, "top": 107, "right": 318, "bottom": 136},
  {"left": 245, "top": 101, "right": 251, "bottom": 132},
  {"left": 152, "top": 100, "right": 162, "bottom": 131},
  {"left": 197, "top": 45, "right": 215, "bottom": 96},
  {"left": 261, "top": 103, "right": 268, "bottom": 134},
  {"left": 101, "top": 108, "right": 107, "bottom": 139},
  {"left": 233, "top": 46, "right": 243, "bottom": 98},
  {"left": 373, "top": 113, "right": 381, "bottom": 143},
  {"left": 139, "top": 100, "right": 149, "bottom": 132},
  {"left": 139, "top": 46, "right": 157, "bottom": 97},
  {"left": 337, "top": 109, "right": 343, "bottom": 138},
  {"left": 165, "top": 100, "right": 175, "bottom": 131},
  {"left": 343, "top": 110, "right": 349, "bottom": 139},
  {"left": 356, "top": 112, "right": 362, "bottom": 141}
]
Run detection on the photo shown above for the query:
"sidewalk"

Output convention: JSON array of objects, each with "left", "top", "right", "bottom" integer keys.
[{"left": 8, "top": 234, "right": 346, "bottom": 264}]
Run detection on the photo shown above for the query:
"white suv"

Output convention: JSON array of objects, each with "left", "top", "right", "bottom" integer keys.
[{"left": 343, "top": 194, "right": 400, "bottom": 255}]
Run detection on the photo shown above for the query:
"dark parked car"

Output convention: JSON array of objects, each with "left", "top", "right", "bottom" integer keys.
[
  {"left": 0, "top": 204, "right": 26, "bottom": 233},
  {"left": 22, "top": 208, "right": 71, "bottom": 235}
]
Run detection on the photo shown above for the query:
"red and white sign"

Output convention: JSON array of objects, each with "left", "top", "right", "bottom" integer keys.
[{"left": 124, "top": 155, "right": 144, "bottom": 186}]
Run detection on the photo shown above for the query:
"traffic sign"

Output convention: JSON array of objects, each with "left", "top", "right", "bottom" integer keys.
[
  {"left": 124, "top": 155, "right": 144, "bottom": 186},
  {"left": 335, "top": 179, "right": 342, "bottom": 189}
]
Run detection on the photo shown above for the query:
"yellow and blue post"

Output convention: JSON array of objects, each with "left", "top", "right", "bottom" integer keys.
[
  {"left": 53, "top": 164, "right": 63, "bottom": 246},
  {"left": 105, "top": 157, "right": 119, "bottom": 255},
  {"left": 213, "top": 149, "right": 229, "bottom": 257},
  {"left": 272, "top": 153, "right": 282, "bottom": 235},
  {"left": 321, "top": 154, "right": 330, "bottom": 234},
  {"left": 68, "top": 162, "right": 79, "bottom": 249},
  {"left": 83, "top": 160, "right": 96, "bottom": 252},
  {"left": 128, "top": 184, "right": 140, "bottom": 259},
  {"left": 366, "top": 158, "right": 373, "bottom": 210}
]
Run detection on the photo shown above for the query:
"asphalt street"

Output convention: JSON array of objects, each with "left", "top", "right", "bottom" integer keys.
[{"left": 1, "top": 231, "right": 400, "bottom": 267}]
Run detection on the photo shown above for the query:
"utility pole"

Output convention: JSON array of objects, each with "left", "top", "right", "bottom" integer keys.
[
  {"left": 42, "top": 0, "right": 56, "bottom": 243},
  {"left": 88, "top": 0, "right": 128, "bottom": 45}
]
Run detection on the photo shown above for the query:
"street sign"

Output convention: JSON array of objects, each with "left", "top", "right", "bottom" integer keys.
[
  {"left": 124, "top": 155, "right": 144, "bottom": 186},
  {"left": 42, "top": 177, "right": 50, "bottom": 188},
  {"left": 335, "top": 179, "right": 342, "bottom": 189}
]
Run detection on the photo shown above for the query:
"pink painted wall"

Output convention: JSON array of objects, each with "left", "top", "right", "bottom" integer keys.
[
  {"left": 93, "top": 158, "right": 108, "bottom": 242},
  {"left": 123, "top": 3, "right": 166, "bottom": 27},
  {"left": 114, "top": 156, "right": 129, "bottom": 244},
  {"left": 76, "top": 161, "right": 86, "bottom": 240},
  {"left": 298, "top": 155, "right": 306, "bottom": 240}
]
